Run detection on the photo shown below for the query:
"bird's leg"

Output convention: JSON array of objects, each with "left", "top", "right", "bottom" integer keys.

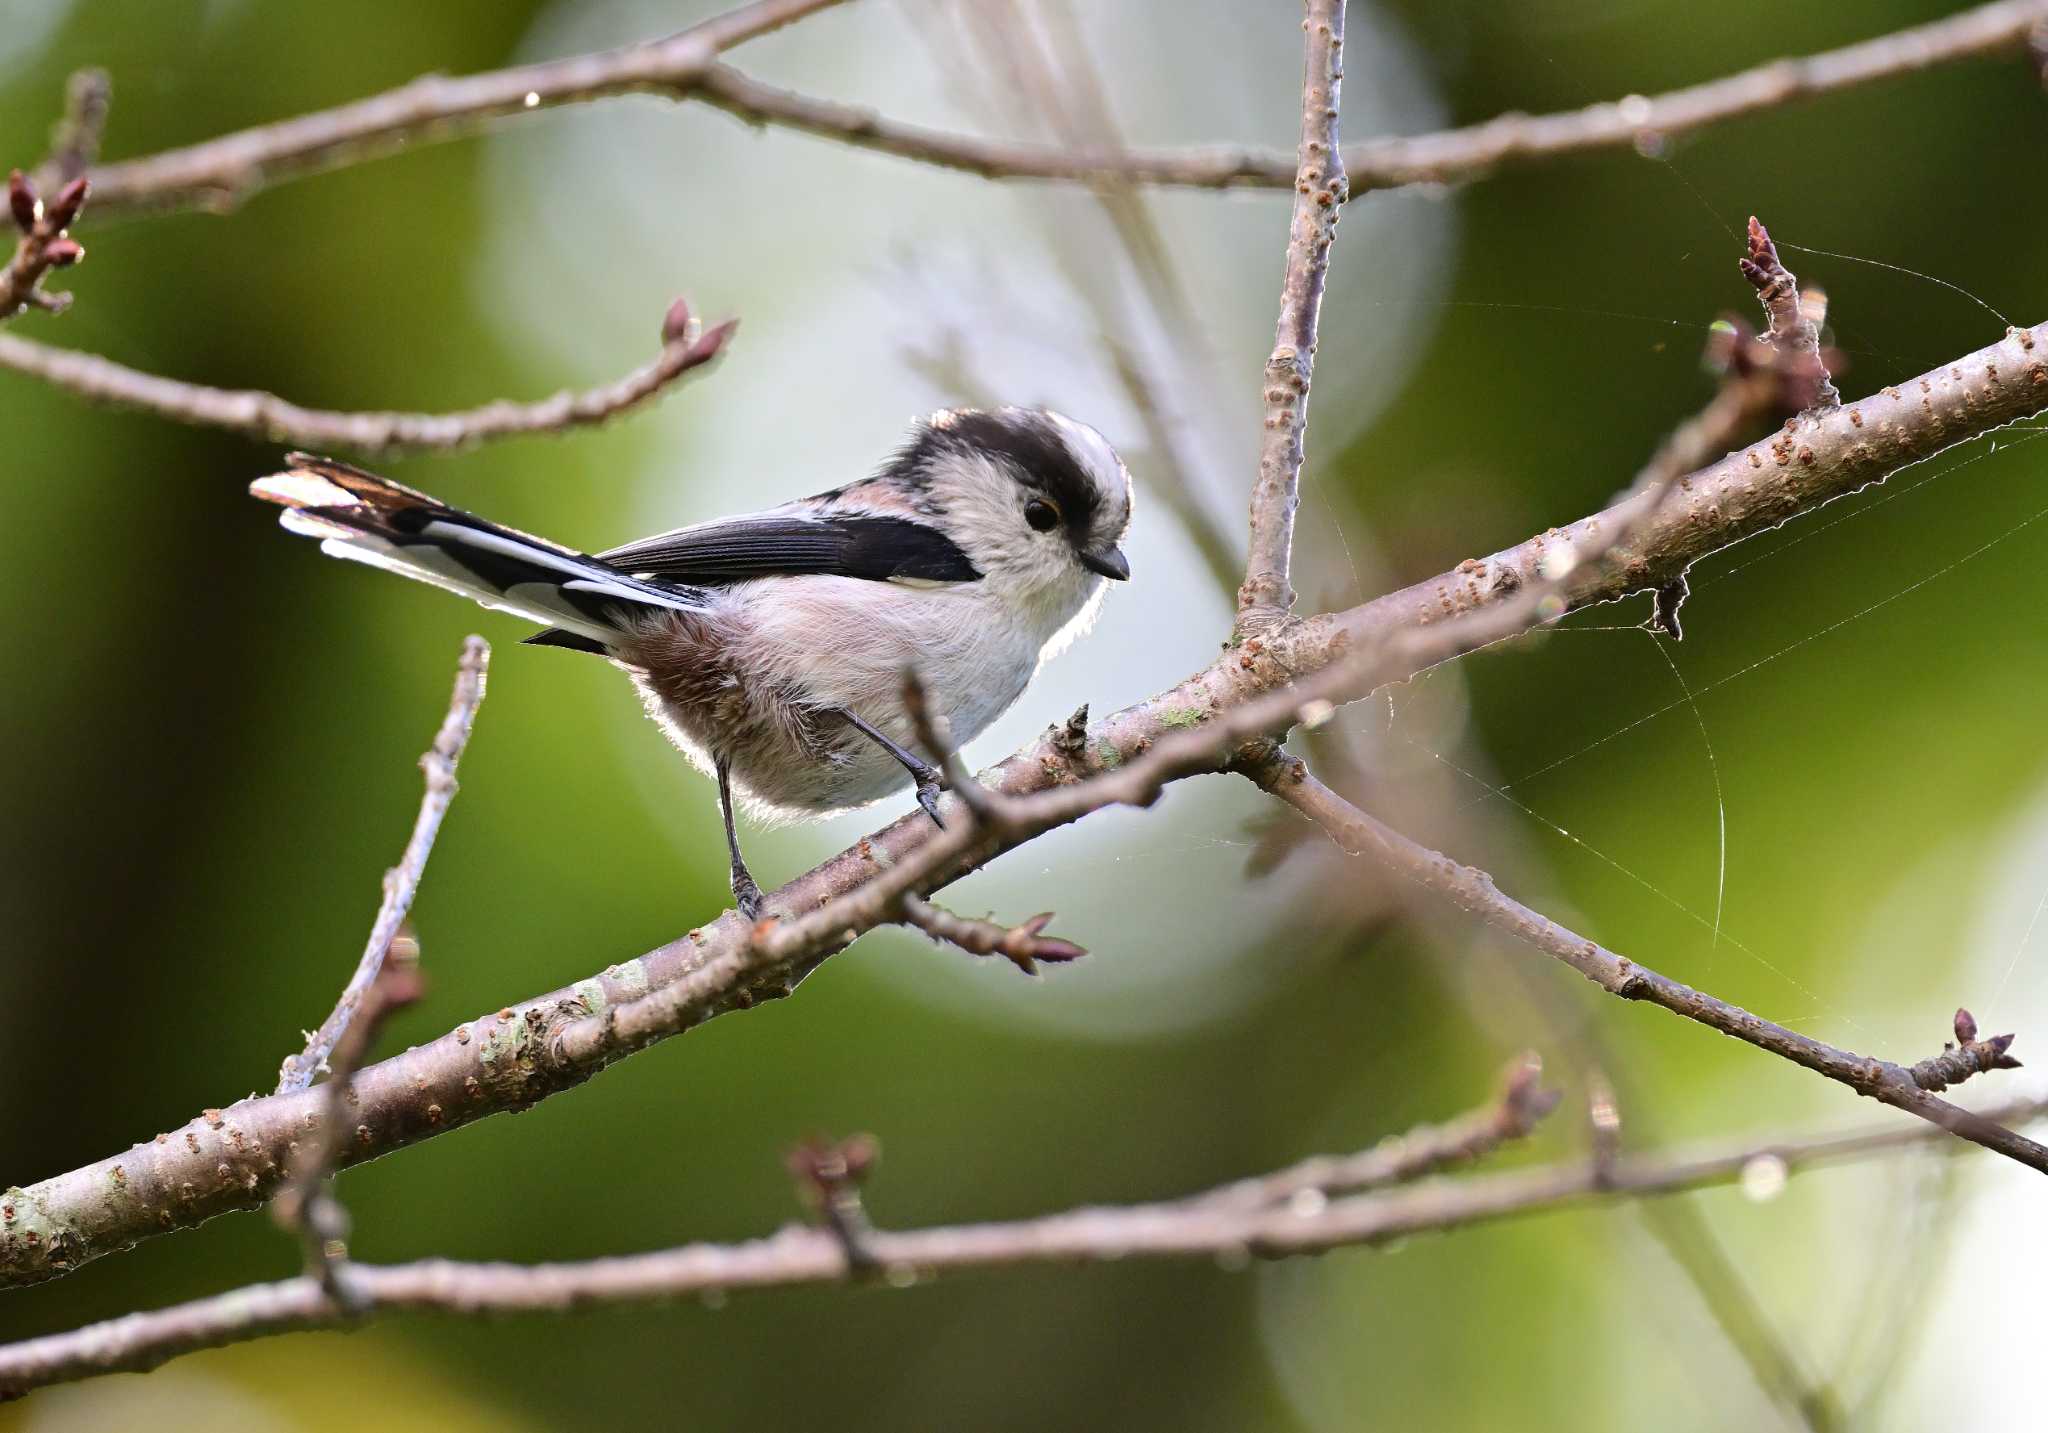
[
  {"left": 831, "top": 706, "right": 946, "bottom": 829},
  {"left": 716, "top": 756, "right": 766, "bottom": 921}
]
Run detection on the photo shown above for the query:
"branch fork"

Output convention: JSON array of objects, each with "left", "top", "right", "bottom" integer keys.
[{"left": 0, "top": 170, "right": 88, "bottom": 322}]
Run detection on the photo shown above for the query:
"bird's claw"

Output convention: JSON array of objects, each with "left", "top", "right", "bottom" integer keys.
[
  {"left": 915, "top": 779, "right": 946, "bottom": 830},
  {"left": 732, "top": 870, "right": 767, "bottom": 923}
]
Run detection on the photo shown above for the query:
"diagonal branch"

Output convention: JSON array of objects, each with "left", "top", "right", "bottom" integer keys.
[
  {"left": 69, "top": 0, "right": 851, "bottom": 221},
  {"left": 1316, "top": 320, "right": 2048, "bottom": 692},
  {"left": 277, "top": 638, "right": 488, "bottom": 1094},
  {"left": 4, "top": 319, "right": 2043, "bottom": 1294},
  {"left": 0, "top": 308, "right": 734, "bottom": 452},
  {"left": 1237, "top": 0, "right": 1348, "bottom": 638},
  {"left": 3, "top": 1091, "right": 2037, "bottom": 1401},
  {"left": 1244, "top": 756, "right": 2046, "bottom": 1170}
]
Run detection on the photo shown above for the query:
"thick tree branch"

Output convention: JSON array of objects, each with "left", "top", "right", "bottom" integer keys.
[
  {"left": 70, "top": 0, "right": 851, "bottom": 220},
  {"left": 6, "top": 319, "right": 2044, "bottom": 1293},
  {"left": 0, "top": 307, "right": 733, "bottom": 452},
  {"left": 4, "top": 1092, "right": 2037, "bottom": 1401},
  {"left": 277, "top": 638, "right": 488, "bottom": 1094},
  {"left": 1245, "top": 757, "right": 2045, "bottom": 1171},
  {"left": 1237, "top": 0, "right": 1347, "bottom": 638}
]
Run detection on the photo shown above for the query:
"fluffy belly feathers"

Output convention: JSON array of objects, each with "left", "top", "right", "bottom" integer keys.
[{"left": 619, "top": 577, "right": 1040, "bottom": 822}]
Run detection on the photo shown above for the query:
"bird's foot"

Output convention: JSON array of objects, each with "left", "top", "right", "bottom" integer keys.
[
  {"left": 914, "top": 777, "right": 946, "bottom": 830},
  {"left": 732, "top": 868, "right": 767, "bottom": 923}
]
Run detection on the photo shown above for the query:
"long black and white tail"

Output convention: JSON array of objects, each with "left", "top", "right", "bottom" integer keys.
[{"left": 251, "top": 454, "right": 702, "bottom": 648}]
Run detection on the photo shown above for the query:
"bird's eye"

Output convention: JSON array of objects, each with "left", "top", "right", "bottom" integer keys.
[{"left": 1024, "top": 498, "right": 1061, "bottom": 533}]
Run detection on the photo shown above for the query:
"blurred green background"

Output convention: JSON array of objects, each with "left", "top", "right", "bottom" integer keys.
[{"left": 3, "top": 1, "right": 2045, "bottom": 1428}]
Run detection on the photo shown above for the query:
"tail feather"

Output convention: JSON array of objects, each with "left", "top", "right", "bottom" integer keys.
[{"left": 252, "top": 454, "right": 702, "bottom": 646}]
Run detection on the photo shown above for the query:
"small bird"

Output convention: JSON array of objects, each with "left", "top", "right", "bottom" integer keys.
[{"left": 252, "top": 407, "right": 1133, "bottom": 918}]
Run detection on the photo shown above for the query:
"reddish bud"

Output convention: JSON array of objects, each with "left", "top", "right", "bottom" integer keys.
[
  {"left": 1954, "top": 1007, "right": 1978, "bottom": 1045},
  {"left": 661, "top": 297, "right": 694, "bottom": 345},
  {"left": 682, "top": 318, "right": 739, "bottom": 365},
  {"left": 42, "top": 237, "right": 83, "bottom": 268},
  {"left": 8, "top": 170, "right": 36, "bottom": 232},
  {"left": 46, "top": 176, "right": 89, "bottom": 230},
  {"left": 1745, "top": 215, "right": 1777, "bottom": 267}
]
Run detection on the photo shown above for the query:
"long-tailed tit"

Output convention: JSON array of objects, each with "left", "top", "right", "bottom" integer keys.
[{"left": 252, "top": 407, "right": 1133, "bottom": 917}]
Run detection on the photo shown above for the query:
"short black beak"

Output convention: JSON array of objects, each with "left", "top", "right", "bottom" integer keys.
[{"left": 1078, "top": 544, "right": 1131, "bottom": 581}]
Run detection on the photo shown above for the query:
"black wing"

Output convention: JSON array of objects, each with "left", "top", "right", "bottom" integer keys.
[{"left": 597, "top": 511, "right": 982, "bottom": 586}]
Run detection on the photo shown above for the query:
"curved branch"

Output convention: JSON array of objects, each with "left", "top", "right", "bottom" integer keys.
[
  {"left": 0, "top": 315, "right": 734, "bottom": 452},
  {"left": 1245, "top": 757, "right": 2047, "bottom": 1171},
  {"left": 68, "top": 2, "right": 2046, "bottom": 219},
  {"left": 3, "top": 1092, "right": 2036, "bottom": 1400},
  {"left": 4, "top": 319, "right": 2043, "bottom": 1294},
  {"left": 700, "top": 0, "right": 2047, "bottom": 196},
  {"left": 72, "top": 0, "right": 850, "bottom": 220}
]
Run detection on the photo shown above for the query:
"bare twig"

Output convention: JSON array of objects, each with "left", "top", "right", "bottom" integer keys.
[
  {"left": 1237, "top": 0, "right": 1348, "bottom": 638},
  {"left": 923, "top": 0, "right": 1246, "bottom": 598},
  {"left": 0, "top": 171, "right": 88, "bottom": 322},
  {"left": 0, "top": 308, "right": 734, "bottom": 453},
  {"left": 899, "top": 666, "right": 995, "bottom": 825},
  {"left": 75, "top": 0, "right": 852, "bottom": 220},
  {"left": 785, "top": 1134, "right": 880, "bottom": 1273},
  {"left": 6, "top": 319, "right": 2045, "bottom": 1293},
  {"left": 4, "top": 1094, "right": 2039, "bottom": 1401},
  {"left": 1186, "top": 1054, "right": 1560, "bottom": 1212},
  {"left": 43, "top": 69, "right": 112, "bottom": 186},
  {"left": 898, "top": 894, "right": 1086, "bottom": 975},
  {"left": 1639, "top": 1195, "right": 1840, "bottom": 1431},
  {"left": 276, "top": 637, "right": 488, "bottom": 1094},
  {"left": 1245, "top": 757, "right": 2047, "bottom": 1172},
  {"left": 1741, "top": 216, "right": 1841, "bottom": 413},
  {"left": 271, "top": 940, "right": 426, "bottom": 1309},
  {"left": 1907, "top": 1008, "right": 2023, "bottom": 1093},
  {"left": 690, "top": 2, "right": 2047, "bottom": 198}
]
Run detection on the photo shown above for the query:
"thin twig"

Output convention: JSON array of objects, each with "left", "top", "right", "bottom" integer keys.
[
  {"left": 785, "top": 1134, "right": 880, "bottom": 1274},
  {"left": 277, "top": 637, "right": 488, "bottom": 1094},
  {"left": 1185, "top": 1053, "right": 1559, "bottom": 1211},
  {"left": 921, "top": 0, "right": 1245, "bottom": 597},
  {"left": 0, "top": 310, "right": 734, "bottom": 453},
  {"left": 1741, "top": 216, "right": 1841, "bottom": 413},
  {"left": 42, "top": 69, "right": 112, "bottom": 186},
  {"left": 3, "top": 1094, "right": 2038, "bottom": 1401},
  {"left": 690, "top": 2, "right": 2046, "bottom": 197},
  {"left": 1245, "top": 757, "right": 2047, "bottom": 1172},
  {"left": 1236, "top": 0, "right": 1348, "bottom": 638},
  {"left": 75, "top": 0, "right": 852, "bottom": 221},
  {"left": 271, "top": 940, "right": 426, "bottom": 1309},
  {"left": 898, "top": 667, "right": 995, "bottom": 824},
  {"left": 897, "top": 894, "right": 1085, "bottom": 975}
]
